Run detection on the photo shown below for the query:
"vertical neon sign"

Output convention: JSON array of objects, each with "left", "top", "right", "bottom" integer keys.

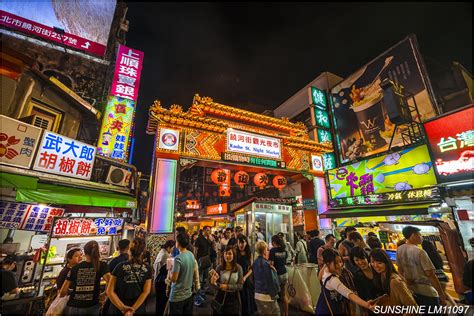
[{"left": 149, "top": 158, "right": 177, "bottom": 233}]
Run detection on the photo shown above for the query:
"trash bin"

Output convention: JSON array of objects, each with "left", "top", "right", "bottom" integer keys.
[{"left": 286, "top": 263, "right": 320, "bottom": 314}]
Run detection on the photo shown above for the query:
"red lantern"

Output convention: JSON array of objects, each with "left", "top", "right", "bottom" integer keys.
[
  {"left": 234, "top": 170, "right": 249, "bottom": 188},
  {"left": 254, "top": 172, "right": 269, "bottom": 189},
  {"left": 211, "top": 169, "right": 228, "bottom": 185},
  {"left": 273, "top": 175, "right": 287, "bottom": 190}
]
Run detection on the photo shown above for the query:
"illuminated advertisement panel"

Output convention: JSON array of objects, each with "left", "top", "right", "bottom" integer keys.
[
  {"left": 149, "top": 159, "right": 177, "bottom": 234},
  {"left": 226, "top": 129, "right": 281, "bottom": 160},
  {"left": 327, "top": 145, "right": 437, "bottom": 199},
  {"left": 110, "top": 45, "right": 144, "bottom": 102},
  {"left": 1, "top": 1, "right": 116, "bottom": 57},
  {"left": 424, "top": 106, "right": 473, "bottom": 182},
  {"left": 97, "top": 96, "right": 135, "bottom": 161},
  {"left": 331, "top": 36, "right": 437, "bottom": 164}
]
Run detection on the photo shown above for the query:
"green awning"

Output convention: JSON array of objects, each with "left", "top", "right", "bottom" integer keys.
[
  {"left": 319, "top": 203, "right": 433, "bottom": 219},
  {"left": 15, "top": 183, "right": 137, "bottom": 208},
  {"left": 0, "top": 172, "right": 38, "bottom": 190}
]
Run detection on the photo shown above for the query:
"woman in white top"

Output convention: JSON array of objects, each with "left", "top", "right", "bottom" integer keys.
[
  {"left": 154, "top": 240, "right": 175, "bottom": 316},
  {"left": 295, "top": 232, "right": 309, "bottom": 264},
  {"left": 315, "top": 248, "right": 375, "bottom": 315}
]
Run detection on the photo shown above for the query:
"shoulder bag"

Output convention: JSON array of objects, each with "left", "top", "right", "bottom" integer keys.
[{"left": 210, "top": 270, "right": 234, "bottom": 314}]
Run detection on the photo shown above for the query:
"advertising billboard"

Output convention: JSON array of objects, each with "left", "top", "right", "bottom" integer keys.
[
  {"left": 97, "top": 96, "right": 135, "bottom": 161},
  {"left": 110, "top": 45, "right": 144, "bottom": 101},
  {"left": 330, "top": 36, "right": 437, "bottom": 164},
  {"left": 1, "top": 0, "right": 116, "bottom": 57},
  {"left": 327, "top": 145, "right": 437, "bottom": 199},
  {"left": 424, "top": 106, "right": 474, "bottom": 183},
  {"left": 33, "top": 131, "right": 96, "bottom": 180}
]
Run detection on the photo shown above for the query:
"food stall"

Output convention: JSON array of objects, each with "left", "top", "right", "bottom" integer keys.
[
  {"left": 377, "top": 220, "right": 467, "bottom": 301},
  {"left": 233, "top": 198, "right": 294, "bottom": 248},
  {"left": 37, "top": 216, "right": 125, "bottom": 299}
]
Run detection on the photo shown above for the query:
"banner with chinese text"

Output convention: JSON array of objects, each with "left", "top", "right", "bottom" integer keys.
[
  {"left": 110, "top": 45, "right": 144, "bottom": 101},
  {"left": 0, "top": 201, "right": 64, "bottom": 232},
  {"left": 33, "top": 131, "right": 96, "bottom": 180},
  {"left": 327, "top": 145, "right": 437, "bottom": 199},
  {"left": 226, "top": 129, "right": 281, "bottom": 159},
  {"left": 52, "top": 217, "right": 124, "bottom": 237},
  {"left": 97, "top": 96, "right": 135, "bottom": 161},
  {"left": 0, "top": 115, "right": 42, "bottom": 169}
]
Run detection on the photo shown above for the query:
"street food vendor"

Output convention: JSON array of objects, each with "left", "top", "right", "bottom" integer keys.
[{"left": 1, "top": 254, "right": 19, "bottom": 299}]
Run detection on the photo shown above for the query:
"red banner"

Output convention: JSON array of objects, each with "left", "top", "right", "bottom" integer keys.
[{"left": 0, "top": 10, "right": 106, "bottom": 57}]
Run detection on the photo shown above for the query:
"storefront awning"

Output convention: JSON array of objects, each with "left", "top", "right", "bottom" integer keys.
[
  {"left": 319, "top": 203, "right": 434, "bottom": 219},
  {"left": 15, "top": 183, "right": 137, "bottom": 208},
  {"left": 0, "top": 172, "right": 38, "bottom": 190}
]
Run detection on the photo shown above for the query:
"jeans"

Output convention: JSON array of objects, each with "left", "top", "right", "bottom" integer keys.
[
  {"left": 198, "top": 266, "right": 210, "bottom": 297},
  {"left": 169, "top": 295, "right": 194, "bottom": 315},
  {"left": 255, "top": 299, "right": 280, "bottom": 316},
  {"left": 66, "top": 305, "right": 100, "bottom": 316},
  {"left": 413, "top": 294, "right": 440, "bottom": 316}
]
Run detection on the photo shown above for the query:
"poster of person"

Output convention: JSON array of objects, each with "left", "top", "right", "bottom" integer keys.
[{"left": 331, "top": 35, "right": 437, "bottom": 164}]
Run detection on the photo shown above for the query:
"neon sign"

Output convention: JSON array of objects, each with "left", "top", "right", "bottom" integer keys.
[
  {"left": 424, "top": 106, "right": 474, "bottom": 182},
  {"left": 222, "top": 152, "right": 286, "bottom": 169},
  {"left": 51, "top": 217, "right": 124, "bottom": 237}
]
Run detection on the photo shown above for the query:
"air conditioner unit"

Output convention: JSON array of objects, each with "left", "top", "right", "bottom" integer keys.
[{"left": 105, "top": 165, "right": 132, "bottom": 187}]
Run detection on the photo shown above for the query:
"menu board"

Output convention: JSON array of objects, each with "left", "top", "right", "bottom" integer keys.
[{"left": 0, "top": 201, "right": 64, "bottom": 231}]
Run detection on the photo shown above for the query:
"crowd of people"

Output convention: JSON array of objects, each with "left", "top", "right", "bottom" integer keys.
[{"left": 2, "top": 225, "right": 471, "bottom": 316}]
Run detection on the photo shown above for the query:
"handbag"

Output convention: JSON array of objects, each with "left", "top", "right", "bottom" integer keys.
[
  {"left": 46, "top": 294, "right": 68, "bottom": 316},
  {"left": 210, "top": 270, "right": 234, "bottom": 314}
]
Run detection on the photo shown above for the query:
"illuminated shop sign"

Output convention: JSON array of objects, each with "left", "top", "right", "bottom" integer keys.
[
  {"left": 424, "top": 107, "right": 474, "bottom": 183},
  {"left": 0, "top": 202, "right": 64, "bottom": 231},
  {"left": 222, "top": 152, "right": 286, "bottom": 169},
  {"left": 254, "top": 203, "right": 291, "bottom": 212},
  {"left": 110, "top": 45, "right": 144, "bottom": 102},
  {"left": 186, "top": 200, "right": 201, "bottom": 210},
  {"left": 97, "top": 96, "right": 135, "bottom": 161},
  {"left": 52, "top": 217, "right": 124, "bottom": 237},
  {"left": 226, "top": 129, "right": 281, "bottom": 159},
  {"left": 327, "top": 145, "right": 437, "bottom": 199},
  {"left": 0, "top": 115, "right": 42, "bottom": 169},
  {"left": 33, "top": 131, "right": 96, "bottom": 180},
  {"left": 329, "top": 187, "right": 440, "bottom": 208},
  {"left": 311, "top": 155, "right": 324, "bottom": 172},
  {"left": 206, "top": 203, "right": 227, "bottom": 215},
  {"left": 311, "top": 87, "right": 327, "bottom": 110}
]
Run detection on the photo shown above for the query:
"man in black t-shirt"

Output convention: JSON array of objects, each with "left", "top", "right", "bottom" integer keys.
[
  {"left": 109, "top": 239, "right": 130, "bottom": 273},
  {"left": 194, "top": 225, "right": 211, "bottom": 305},
  {"left": 308, "top": 230, "right": 325, "bottom": 264},
  {"left": 1, "top": 255, "right": 19, "bottom": 299}
]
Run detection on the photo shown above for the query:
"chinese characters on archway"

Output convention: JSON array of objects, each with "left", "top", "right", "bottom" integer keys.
[
  {"left": 52, "top": 217, "right": 124, "bottom": 237},
  {"left": 33, "top": 131, "right": 96, "bottom": 180},
  {"left": 111, "top": 45, "right": 144, "bottom": 102}
]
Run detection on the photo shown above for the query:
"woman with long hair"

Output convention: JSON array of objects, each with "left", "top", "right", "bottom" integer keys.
[
  {"left": 369, "top": 248, "right": 417, "bottom": 312},
  {"left": 57, "top": 248, "right": 82, "bottom": 291},
  {"left": 315, "top": 248, "right": 375, "bottom": 315},
  {"left": 295, "top": 232, "right": 309, "bottom": 264},
  {"left": 106, "top": 238, "right": 152, "bottom": 315},
  {"left": 349, "top": 246, "right": 380, "bottom": 301},
  {"left": 209, "top": 245, "right": 243, "bottom": 315},
  {"left": 269, "top": 234, "right": 289, "bottom": 316},
  {"left": 60, "top": 241, "right": 110, "bottom": 315},
  {"left": 236, "top": 235, "right": 256, "bottom": 316}
]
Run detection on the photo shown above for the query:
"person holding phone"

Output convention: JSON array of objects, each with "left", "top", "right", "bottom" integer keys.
[{"left": 316, "top": 248, "right": 375, "bottom": 315}]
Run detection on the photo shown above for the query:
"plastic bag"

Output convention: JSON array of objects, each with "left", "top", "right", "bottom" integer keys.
[{"left": 46, "top": 295, "right": 68, "bottom": 316}]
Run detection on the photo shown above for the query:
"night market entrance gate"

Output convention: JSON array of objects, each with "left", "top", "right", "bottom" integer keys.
[{"left": 145, "top": 95, "right": 332, "bottom": 237}]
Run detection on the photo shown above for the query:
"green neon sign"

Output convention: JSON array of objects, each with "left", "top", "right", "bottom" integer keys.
[
  {"left": 315, "top": 108, "right": 330, "bottom": 128},
  {"left": 311, "top": 87, "right": 327, "bottom": 109}
]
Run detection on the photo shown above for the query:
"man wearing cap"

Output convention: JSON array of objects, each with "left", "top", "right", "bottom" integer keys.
[
  {"left": 397, "top": 225, "right": 447, "bottom": 312},
  {"left": 1, "top": 255, "right": 19, "bottom": 299}
]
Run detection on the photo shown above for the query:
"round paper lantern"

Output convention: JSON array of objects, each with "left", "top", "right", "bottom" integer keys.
[
  {"left": 211, "top": 169, "right": 227, "bottom": 185},
  {"left": 254, "top": 172, "right": 269, "bottom": 189},
  {"left": 234, "top": 170, "right": 249, "bottom": 188},
  {"left": 273, "top": 175, "right": 287, "bottom": 190}
]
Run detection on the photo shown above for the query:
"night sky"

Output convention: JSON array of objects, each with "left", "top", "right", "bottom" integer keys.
[{"left": 126, "top": 2, "right": 472, "bottom": 174}]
